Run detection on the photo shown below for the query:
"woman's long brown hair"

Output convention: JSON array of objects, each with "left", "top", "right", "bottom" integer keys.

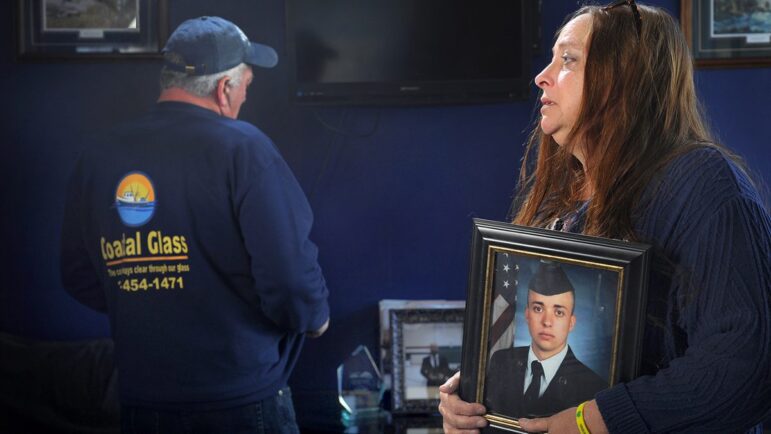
[{"left": 512, "top": 4, "right": 745, "bottom": 240}]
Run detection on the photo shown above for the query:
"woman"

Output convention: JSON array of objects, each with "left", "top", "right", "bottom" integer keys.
[{"left": 439, "top": 2, "right": 771, "bottom": 433}]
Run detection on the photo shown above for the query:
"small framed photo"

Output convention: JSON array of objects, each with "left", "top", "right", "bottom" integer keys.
[
  {"left": 681, "top": 0, "right": 771, "bottom": 67},
  {"left": 378, "top": 299, "right": 465, "bottom": 391},
  {"left": 391, "top": 308, "right": 465, "bottom": 414},
  {"left": 16, "top": 0, "right": 169, "bottom": 60},
  {"left": 459, "top": 219, "right": 650, "bottom": 432}
]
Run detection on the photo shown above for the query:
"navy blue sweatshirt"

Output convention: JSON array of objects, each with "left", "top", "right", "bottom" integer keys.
[
  {"left": 593, "top": 148, "right": 771, "bottom": 433},
  {"left": 61, "top": 102, "right": 330, "bottom": 409}
]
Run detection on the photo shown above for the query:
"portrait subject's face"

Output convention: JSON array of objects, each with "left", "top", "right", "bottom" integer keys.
[{"left": 525, "top": 290, "right": 576, "bottom": 360}]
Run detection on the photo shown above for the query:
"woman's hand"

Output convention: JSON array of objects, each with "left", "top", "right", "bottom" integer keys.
[
  {"left": 518, "top": 400, "right": 608, "bottom": 434},
  {"left": 519, "top": 407, "right": 578, "bottom": 434},
  {"left": 437, "top": 372, "right": 488, "bottom": 433}
]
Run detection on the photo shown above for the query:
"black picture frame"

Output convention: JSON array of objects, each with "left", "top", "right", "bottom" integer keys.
[
  {"left": 16, "top": 0, "right": 169, "bottom": 61},
  {"left": 459, "top": 219, "right": 650, "bottom": 432},
  {"left": 681, "top": 0, "right": 771, "bottom": 68},
  {"left": 390, "top": 308, "right": 465, "bottom": 414}
]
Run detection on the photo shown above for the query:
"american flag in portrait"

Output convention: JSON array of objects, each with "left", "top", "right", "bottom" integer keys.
[{"left": 488, "top": 252, "right": 519, "bottom": 358}]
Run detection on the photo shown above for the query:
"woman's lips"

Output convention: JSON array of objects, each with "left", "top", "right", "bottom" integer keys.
[{"left": 540, "top": 97, "right": 555, "bottom": 114}]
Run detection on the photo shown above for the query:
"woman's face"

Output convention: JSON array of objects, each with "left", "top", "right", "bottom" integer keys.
[{"left": 534, "top": 14, "right": 592, "bottom": 153}]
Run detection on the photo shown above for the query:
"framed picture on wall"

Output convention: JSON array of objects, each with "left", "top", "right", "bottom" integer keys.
[
  {"left": 681, "top": 0, "right": 771, "bottom": 67},
  {"left": 459, "top": 219, "right": 650, "bottom": 433},
  {"left": 390, "top": 308, "right": 464, "bottom": 414},
  {"left": 16, "top": 0, "right": 169, "bottom": 60}
]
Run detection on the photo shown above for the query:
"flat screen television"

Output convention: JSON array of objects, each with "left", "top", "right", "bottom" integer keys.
[{"left": 285, "top": 0, "right": 537, "bottom": 106}]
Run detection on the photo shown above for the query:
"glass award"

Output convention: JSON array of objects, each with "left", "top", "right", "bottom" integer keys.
[{"left": 337, "top": 344, "right": 383, "bottom": 422}]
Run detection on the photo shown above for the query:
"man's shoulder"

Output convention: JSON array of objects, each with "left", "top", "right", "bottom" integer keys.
[
  {"left": 219, "top": 118, "right": 271, "bottom": 142},
  {"left": 489, "top": 346, "right": 529, "bottom": 364},
  {"left": 195, "top": 116, "right": 275, "bottom": 153},
  {"left": 560, "top": 347, "right": 608, "bottom": 388},
  {"left": 152, "top": 108, "right": 281, "bottom": 164},
  {"left": 153, "top": 103, "right": 276, "bottom": 149},
  {"left": 486, "top": 347, "right": 528, "bottom": 393}
]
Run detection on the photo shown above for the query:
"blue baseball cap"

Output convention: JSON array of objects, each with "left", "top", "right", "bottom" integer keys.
[{"left": 163, "top": 16, "right": 278, "bottom": 75}]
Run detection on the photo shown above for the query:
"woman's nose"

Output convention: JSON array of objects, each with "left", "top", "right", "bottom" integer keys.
[{"left": 535, "top": 62, "right": 554, "bottom": 90}]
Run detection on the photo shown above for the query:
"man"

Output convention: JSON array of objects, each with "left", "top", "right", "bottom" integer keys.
[
  {"left": 60, "top": 17, "right": 329, "bottom": 433},
  {"left": 484, "top": 261, "right": 607, "bottom": 418},
  {"left": 421, "top": 343, "right": 453, "bottom": 387}
]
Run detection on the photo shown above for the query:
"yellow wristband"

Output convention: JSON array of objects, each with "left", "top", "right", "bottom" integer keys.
[{"left": 576, "top": 401, "right": 592, "bottom": 434}]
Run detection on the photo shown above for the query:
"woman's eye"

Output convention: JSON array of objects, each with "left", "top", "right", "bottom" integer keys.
[{"left": 561, "top": 54, "right": 575, "bottom": 64}]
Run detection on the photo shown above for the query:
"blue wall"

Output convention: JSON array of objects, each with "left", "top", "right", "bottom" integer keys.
[{"left": 1, "top": 1, "right": 768, "bottom": 394}]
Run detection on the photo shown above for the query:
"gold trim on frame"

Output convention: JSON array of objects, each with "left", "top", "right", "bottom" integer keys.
[{"left": 475, "top": 244, "right": 625, "bottom": 405}]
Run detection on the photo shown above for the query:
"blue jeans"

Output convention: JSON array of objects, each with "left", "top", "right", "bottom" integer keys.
[{"left": 121, "top": 387, "right": 299, "bottom": 434}]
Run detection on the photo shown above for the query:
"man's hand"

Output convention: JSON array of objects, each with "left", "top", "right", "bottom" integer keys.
[
  {"left": 307, "top": 318, "right": 329, "bottom": 338},
  {"left": 438, "top": 372, "right": 488, "bottom": 434}
]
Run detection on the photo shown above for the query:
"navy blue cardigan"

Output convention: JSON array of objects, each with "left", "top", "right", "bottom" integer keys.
[
  {"left": 61, "top": 102, "right": 330, "bottom": 410},
  {"left": 593, "top": 148, "right": 770, "bottom": 433}
]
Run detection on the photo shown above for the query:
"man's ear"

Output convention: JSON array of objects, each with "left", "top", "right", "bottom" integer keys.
[
  {"left": 569, "top": 314, "right": 576, "bottom": 332},
  {"left": 215, "top": 76, "right": 231, "bottom": 109}
]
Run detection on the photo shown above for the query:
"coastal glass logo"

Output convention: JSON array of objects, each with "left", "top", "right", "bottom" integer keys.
[{"left": 115, "top": 172, "right": 156, "bottom": 227}]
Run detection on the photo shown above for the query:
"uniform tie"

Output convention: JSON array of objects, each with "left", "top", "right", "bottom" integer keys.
[{"left": 524, "top": 360, "right": 544, "bottom": 404}]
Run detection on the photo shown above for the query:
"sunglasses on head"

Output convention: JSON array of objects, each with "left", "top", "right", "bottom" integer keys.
[{"left": 603, "top": 0, "right": 643, "bottom": 37}]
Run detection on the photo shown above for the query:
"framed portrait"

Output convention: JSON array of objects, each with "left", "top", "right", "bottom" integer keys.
[
  {"left": 681, "top": 0, "right": 771, "bottom": 67},
  {"left": 459, "top": 219, "right": 650, "bottom": 432},
  {"left": 390, "top": 308, "right": 465, "bottom": 414},
  {"left": 16, "top": 0, "right": 169, "bottom": 60}
]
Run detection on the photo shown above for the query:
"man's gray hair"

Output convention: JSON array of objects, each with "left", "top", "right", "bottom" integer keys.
[{"left": 159, "top": 63, "right": 249, "bottom": 97}]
